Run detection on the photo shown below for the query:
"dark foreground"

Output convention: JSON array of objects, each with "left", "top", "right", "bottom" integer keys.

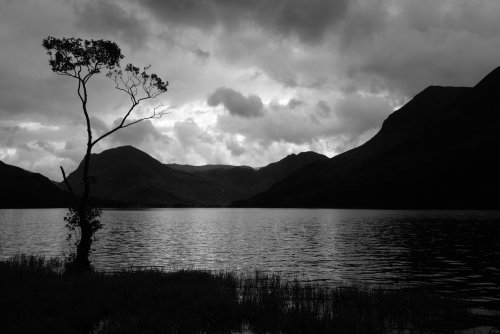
[{"left": 0, "top": 256, "right": 498, "bottom": 333}]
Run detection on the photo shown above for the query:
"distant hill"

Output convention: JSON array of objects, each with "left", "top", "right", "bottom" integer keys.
[
  {"left": 166, "top": 163, "right": 249, "bottom": 173},
  {"left": 0, "top": 161, "right": 67, "bottom": 208},
  {"left": 63, "top": 146, "right": 328, "bottom": 207},
  {"left": 235, "top": 67, "right": 500, "bottom": 209}
]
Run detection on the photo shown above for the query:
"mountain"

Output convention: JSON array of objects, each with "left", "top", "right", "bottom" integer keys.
[
  {"left": 63, "top": 146, "right": 328, "bottom": 207},
  {"left": 64, "top": 146, "right": 196, "bottom": 207},
  {"left": 166, "top": 163, "right": 246, "bottom": 173},
  {"left": 235, "top": 67, "right": 500, "bottom": 209},
  {"left": 169, "top": 151, "right": 329, "bottom": 202},
  {"left": 0, "top": 161, "right": 68, "bottom": 208}
]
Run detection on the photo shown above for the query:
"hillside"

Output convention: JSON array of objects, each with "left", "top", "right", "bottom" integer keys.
[
  {"left": 63, "top": 146, "right": 328, "bottom": 207},
  {"left": 235, "top": 67, "right": 500, "bottom": 209},
  {"left": 0, "top": 161, "right": 67, "bottom": 208}
]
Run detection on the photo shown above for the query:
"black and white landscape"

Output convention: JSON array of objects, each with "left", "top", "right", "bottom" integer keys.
[
  {"left": 1, "top": 1, "right": 500, "bottom": 333},
  {"left": 2, "top": 67, "right": 500, "bottom": 209}
]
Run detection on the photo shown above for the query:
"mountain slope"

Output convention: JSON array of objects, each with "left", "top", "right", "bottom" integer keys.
[
  {"left": 64, "top": 146, "right": 328, "bottom": 207},
  {"left": 65, "top": 146, "right": 196, "bottom": 206},
  {"left": 0, "top": 161, "right": 67, "bottom": 208},
  {"left": 236, "top": 67, "right": 500, "bottom": 209}
]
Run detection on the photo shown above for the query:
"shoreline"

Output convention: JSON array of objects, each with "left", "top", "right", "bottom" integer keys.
[{"left": 2, "top": 255, "right": 499, "bottom": 333}]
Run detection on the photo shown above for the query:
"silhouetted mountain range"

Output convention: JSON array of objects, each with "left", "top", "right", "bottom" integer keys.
[
  {"left": 0, "top": 147, "right": 327, "bottom": 208},
  {"left": 62, "top": 146, "right": 328, "bottom": 207},
  {"left": 235, "top": 67, "right": 500, "bottom": 209},
  {"left": 3, "top": 67, "right": 500, "bottom": 209},
  {"left": 0, "top": 161, "right": 67, "bottom": 208}
]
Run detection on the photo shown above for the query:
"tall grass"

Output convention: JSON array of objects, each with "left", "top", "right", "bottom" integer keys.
[{"left": 0, "top": 255, "right": 493, "bottom": 333}]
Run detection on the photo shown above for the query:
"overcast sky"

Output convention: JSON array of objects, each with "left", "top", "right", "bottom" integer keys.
[{"left": 1, "top": 0, "right": 500, "bottom": 180}]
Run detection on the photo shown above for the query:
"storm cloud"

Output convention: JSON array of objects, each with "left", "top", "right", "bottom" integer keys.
[
  {"left": 141, "top": 0, "right": 350, "bottom": 43},
  {"left": 208, "top": 87, "right": 264, "bottom": 118},
  {"left": 337, "top": 0, "right": 500, "bottom": 96},
  {"left": 73, "top": 0, "right": 149, "bottom": 48},
  {"left": 216, "top": 91, "right": 392, "bottom": 150},
  {"left": 1, "top": 0, "right": 500, "bottom": 178},
  {"left": 138, "top": 0, "right": 500, "bottom": 96}
]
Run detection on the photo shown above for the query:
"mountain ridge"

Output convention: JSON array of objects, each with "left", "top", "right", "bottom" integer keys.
[
  {"left": 234, "top": 67, "right": 500, "bottom": 209},
  {"left": 0, "top": 160, "right": 68, "bottom": 208},
  {"left": 62, "top": 146, "right": 328, "bottom": 207},
  {"left": 5, "top": 67, "right": 500, "bottom": 209}
]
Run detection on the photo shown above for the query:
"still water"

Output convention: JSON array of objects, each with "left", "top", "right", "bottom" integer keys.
[{"left": 1, "top": 208, "right": 499, "bottom": 308}]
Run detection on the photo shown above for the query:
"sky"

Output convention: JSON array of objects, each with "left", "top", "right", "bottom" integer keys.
[{"left": 1, "top": 0, "right": 500, "bottom": 180}]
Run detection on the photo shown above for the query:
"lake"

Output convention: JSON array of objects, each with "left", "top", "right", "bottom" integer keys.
[{"left": 1, "top": 208, "right": 499, "bottom": 310}]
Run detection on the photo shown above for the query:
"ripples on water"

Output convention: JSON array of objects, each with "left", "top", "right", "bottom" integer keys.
[{"left": 1, "top": 208, "right": 499, "bottom": 309}]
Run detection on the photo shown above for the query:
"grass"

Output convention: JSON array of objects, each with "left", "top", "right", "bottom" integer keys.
[{"left": 0, "top": 255, "right": 496, "bottom": 334}]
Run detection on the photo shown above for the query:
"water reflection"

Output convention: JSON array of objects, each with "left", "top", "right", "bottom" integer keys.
[
  {"left": 0, "top": 209, "right": 67, "bottom": 257},
  {"left": 1, "top": 208, "right": 499, "bottom": 309}
]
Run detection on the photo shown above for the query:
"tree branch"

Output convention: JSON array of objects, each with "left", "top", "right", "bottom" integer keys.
[
  {"left": 60, "top": 166, "right": 78, "bottom": 209},
  {"left": 91, "top": 104, "right": 172, "bottom": 146},
  {"left": 56, "top": 72, "right": 78, "bottom": 79},
  {"left": 121, "top": 104, "right": 173, "bottom": 128}
]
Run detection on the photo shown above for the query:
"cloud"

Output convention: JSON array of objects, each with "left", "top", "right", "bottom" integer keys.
[
  {"left": 73, "top": 0, "right": 149, "bottom": 48},
  {"left": 168, "top": 118, "right": 233, "bottom": 165},
  {"left": 0, "top": 47, "right": 81, "bottom": 121},
  {"left": 225, "top": 136, "right": 246, "bottom": 157},
  {"left": 287, "top": 98, "right": 305, "bottom": 109},
  {"left": 214, "top": 27, "right": 338, "bottom": 89},
  {"left": 334, "top": 93, "right": 392, "bottom": 138},
  {"left": 0, "top": 142, "right": 63, "bottom": 180},
  {"left": 207, "top": 87, "right": 264, "bottom": 118},
  {"left": 337, "top": 0, "right": 500, "bottom": 96},
  {"left": 3, "top": 0, "right": 500, "bottom": 180},
  {"left": 141, "top": 0, "right": 350, "bottom": 43},
  {"left": 110, "top": 119, "right": 170, "bottom": 147},
  {"left": 173, "top": 118, "right": 204, "bottom": 148},
  {"left": 90, "top": 117, "right": 109, "bottom": 136},
  {"left": 0, "top": 122, "right": 85, "bottom": 180},
  {"left": 139, "top": 0, "right": 500, "bottom": 97},
  {"left": 316, "top": 100, "right": 332, "bottom": 114},
  {"left": 216, "top": 91, "right": 392, "bottom": 151},
  {"left": 189, "top": 47, "right": 210, "bottom": 62}
]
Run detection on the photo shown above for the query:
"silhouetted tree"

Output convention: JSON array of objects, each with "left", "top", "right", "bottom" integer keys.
[{"left": 42, "top": 36, "right": 169, "bottom": 271}]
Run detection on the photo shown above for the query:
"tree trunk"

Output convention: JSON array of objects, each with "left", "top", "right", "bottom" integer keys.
[
  {"left": 73, "top": 147, "right": 93, "bottom": 271},
  {"left": 74, "top": 221, "right": 92, "bottom": 270}
]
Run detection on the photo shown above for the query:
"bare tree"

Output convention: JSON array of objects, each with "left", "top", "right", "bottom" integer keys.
[{"left": 42, "top": 36, "right": 169, "bottom": 271}]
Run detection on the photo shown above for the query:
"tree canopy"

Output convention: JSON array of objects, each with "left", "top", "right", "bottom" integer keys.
[{"left": 43, "top": 37, "right": 123, "bottom": 80}]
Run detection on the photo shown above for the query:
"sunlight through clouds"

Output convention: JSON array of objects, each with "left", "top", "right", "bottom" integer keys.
[{"left": 1, "top": 0, "right": 500, "bottom": 179}]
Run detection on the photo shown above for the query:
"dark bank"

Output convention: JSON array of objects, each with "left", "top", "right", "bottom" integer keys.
[{"left": 3, "top": 255, "right": 499, "bottom": 334}]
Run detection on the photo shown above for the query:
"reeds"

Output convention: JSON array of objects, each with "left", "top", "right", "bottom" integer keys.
[{"left": 0, "top": 255, "right": 490, "bottom": 333}]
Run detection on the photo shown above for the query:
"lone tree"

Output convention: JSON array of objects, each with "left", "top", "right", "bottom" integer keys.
[{"left": 43, "top": 36, "right": 169, "bottom": 271}]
